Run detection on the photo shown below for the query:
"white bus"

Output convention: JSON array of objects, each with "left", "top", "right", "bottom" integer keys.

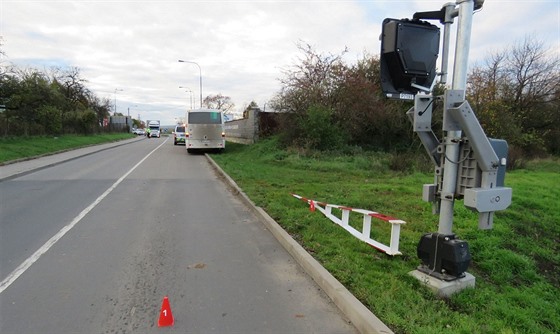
[{"left": 185, "top": 109, "right": 225, "bottom": 153}]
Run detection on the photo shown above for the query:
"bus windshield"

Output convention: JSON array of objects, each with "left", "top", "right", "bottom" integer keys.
[{"left": 188, "top": 112, "right": 222, "bottom": 124}]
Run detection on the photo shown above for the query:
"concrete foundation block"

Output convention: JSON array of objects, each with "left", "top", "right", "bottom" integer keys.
[{"left": 409, "top": 269, "right": 476, "bottom": 297}]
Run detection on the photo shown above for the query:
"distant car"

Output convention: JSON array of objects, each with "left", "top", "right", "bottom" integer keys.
[
  {"left": 173, "top": 125, "right": 186, "bottom": 145},
  {"left": 133, "top": 128, "right": 145, "bottom": 135}
]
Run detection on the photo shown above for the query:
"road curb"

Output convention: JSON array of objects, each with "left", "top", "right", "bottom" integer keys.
[{"left": 206, "top": 154, "right": 394, "bottom": 334}]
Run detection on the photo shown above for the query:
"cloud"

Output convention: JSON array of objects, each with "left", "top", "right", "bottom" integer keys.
[{"left": 1, "top": 0, "right": 558, "bottom": 125}]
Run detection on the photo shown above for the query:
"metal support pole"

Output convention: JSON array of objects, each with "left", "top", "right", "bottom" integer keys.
[
  {"left": 438, "top": 0, "right": 474, "bottom": 235},
  {"left": 439, "top": 3, "right": 457, "bottom": 84},
  {"left": 452, "top": 0, "right": 474, "bottom": 90},
  {"left": 114, "top": 88, "right": 123, "bottom": 115}
]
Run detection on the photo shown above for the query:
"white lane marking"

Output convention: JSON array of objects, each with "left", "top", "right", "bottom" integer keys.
[{"left": 0, "top": 138, "right": 168, "bottom": 294}]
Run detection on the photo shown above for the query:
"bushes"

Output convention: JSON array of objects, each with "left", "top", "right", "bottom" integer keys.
[
  {"left": 271, "top": 45, "right": 420, "bottom": 153},
  {"left": 0, "top": 66, "right": 112, "bottom": 137},
  {"left": 37, "top": 106, "right": 62, "bottom": 135},
  {"left": 270, "top": 41, "right": 559, "bottom": 158},
  {"left": 280, "top": 105, "right": 347, "bottom": 150}
]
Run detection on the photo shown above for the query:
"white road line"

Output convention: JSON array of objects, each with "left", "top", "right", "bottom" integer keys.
[{"left": 0, "top": 139, "right": 168, "bottom": 294}]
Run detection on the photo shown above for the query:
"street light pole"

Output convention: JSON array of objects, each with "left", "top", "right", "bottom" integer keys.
[
  {"left": 127, "top": 104, "right": 138, "bottom": 117},
  {"left": 178, "top": 60, "right": 203, "bottom": 108},
  {"left": 114, "top": 88, "right": 123, "bottom": 115},
  {"left": 179, "top": 86, "right": 194, "bottom": 110}
]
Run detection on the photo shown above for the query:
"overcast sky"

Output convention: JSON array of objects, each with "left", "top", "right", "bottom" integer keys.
[{"left": 1, "top": 0, "right": 559, "bottom": 125}]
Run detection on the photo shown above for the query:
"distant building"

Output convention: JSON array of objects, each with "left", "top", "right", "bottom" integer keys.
[{"left": 109, "top": 116, "right": 133, "bottom": 132}]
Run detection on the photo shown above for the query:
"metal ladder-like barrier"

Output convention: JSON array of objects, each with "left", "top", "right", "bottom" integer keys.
[{"left": 291, "top": 194, "right": 406, "bottom": 256}]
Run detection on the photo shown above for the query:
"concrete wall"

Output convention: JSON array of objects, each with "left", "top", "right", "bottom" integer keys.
[
  {"left": 224, "top": 107, "right": 259, "bottom": 144},
  {"left": 109, "top": 116, "right": 133, "bottom": 132}
]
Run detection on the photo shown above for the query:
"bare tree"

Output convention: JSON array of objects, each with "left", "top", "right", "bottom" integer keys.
[
  {"left": 468, "top": 52, "right": 507, "bottom": 112},
  {"left": 274, "top": 42, "right": 348, "bottom": 114},
  {"left": 0, "top": 36, "right": 7, "bottom": 75},
  {"left": 203, "top": 93, "right": 235, "bottom": 112},
  {"left": 507, "top": 38, "right": 559, "bottom": 110},
  {"left": 467, "top": 36, "right": 560, "bottom": 155},
  {"left": 51, "top": 66, "right": 89, "bottom": 112}
]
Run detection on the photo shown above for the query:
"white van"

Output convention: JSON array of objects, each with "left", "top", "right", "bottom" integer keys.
[{"left": 185, "top": 109, "right": 225, "bottom": 153}]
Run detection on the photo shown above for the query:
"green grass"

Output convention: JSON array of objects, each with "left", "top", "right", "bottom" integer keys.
[
  {"left": 211, "top": 138, "right": 560, "bottom": 334},
  {"left": 0, "top": 133, "right": 135, "bottom": 164}
]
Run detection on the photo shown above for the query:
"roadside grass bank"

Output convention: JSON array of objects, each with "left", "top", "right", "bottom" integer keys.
[
  {"left": 0, "top": 133, "right": 135, "bottom": 164},
  {"left": 210, "top": 138, "right": 559, "bottom": 334}
]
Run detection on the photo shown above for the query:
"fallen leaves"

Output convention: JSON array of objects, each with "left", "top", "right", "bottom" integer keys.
[{"left": 188, "top": 262, "right": 207, "bottom": 269}]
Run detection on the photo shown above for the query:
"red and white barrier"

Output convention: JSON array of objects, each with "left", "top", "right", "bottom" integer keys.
[{"left": 291, "top": 193, "right": 405, "bottom": 256}]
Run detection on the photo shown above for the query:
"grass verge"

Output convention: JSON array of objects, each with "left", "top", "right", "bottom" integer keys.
[
  {"left": 0, "top": 133, "right": 135, "bottom": 164},
  {"left": 210, "top": 138, "right": 559, "bottom": 334}
]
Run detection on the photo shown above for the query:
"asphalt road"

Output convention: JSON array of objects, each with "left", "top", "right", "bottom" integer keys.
[{"left": 0, "top": 137, "right": 357, "bottom": 333}]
